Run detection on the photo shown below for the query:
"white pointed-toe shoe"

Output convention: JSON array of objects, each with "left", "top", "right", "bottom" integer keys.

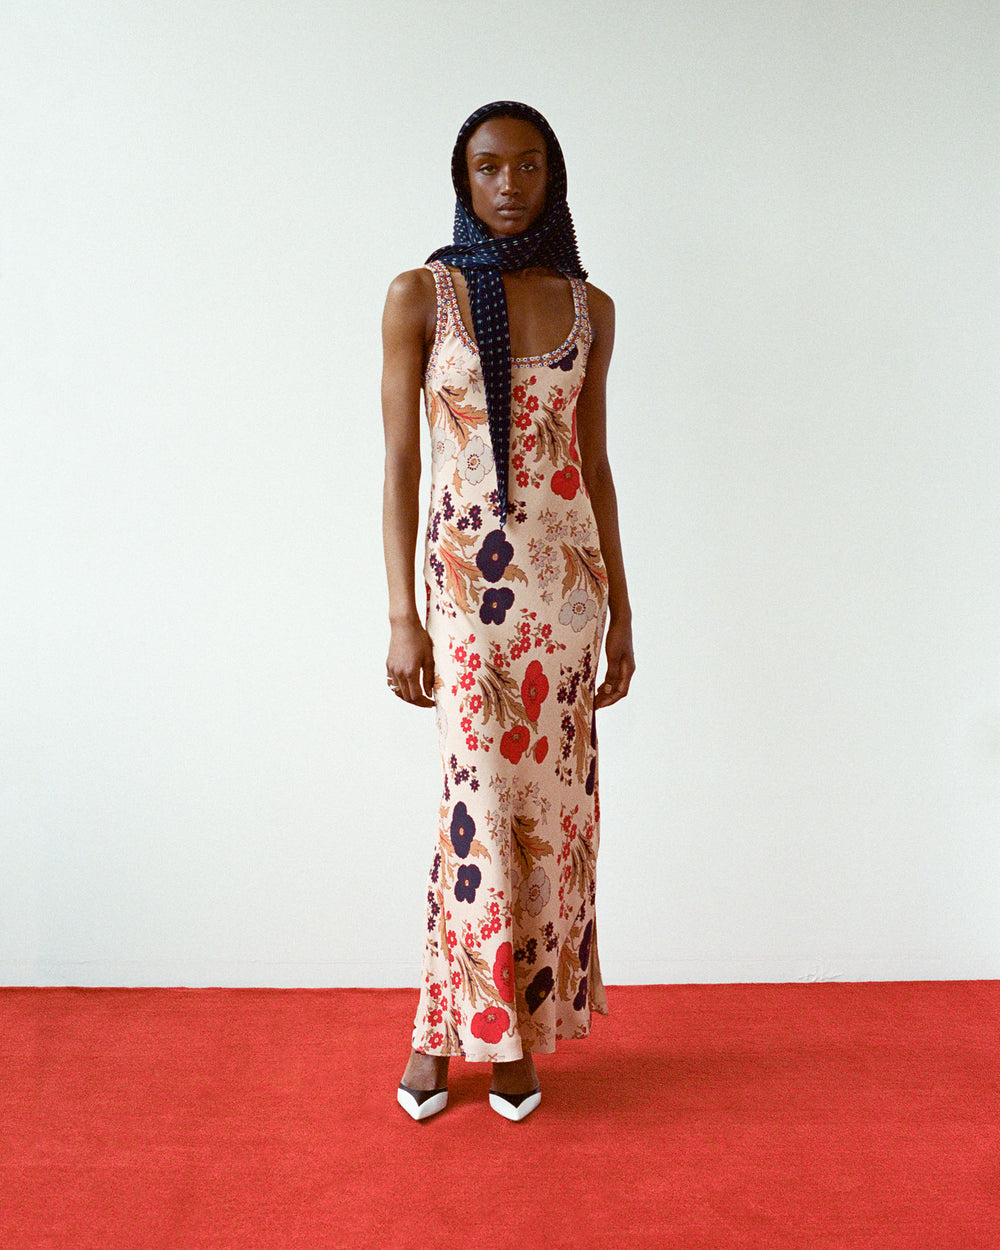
[
  {"left": 488, "top": 1086, "right": 541, "bottom": 1122},
  {"left": 397, "top": 1082, "right": 448, "bottom": 1121}
]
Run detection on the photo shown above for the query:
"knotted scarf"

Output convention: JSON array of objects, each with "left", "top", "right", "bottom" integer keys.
[{"left": 427, "top": 101, "right": 587, "bottom": 525}]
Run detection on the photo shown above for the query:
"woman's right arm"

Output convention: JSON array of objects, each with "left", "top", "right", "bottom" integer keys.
[{"left": 381, "top": 269, "right": 437, "bottom": 708}]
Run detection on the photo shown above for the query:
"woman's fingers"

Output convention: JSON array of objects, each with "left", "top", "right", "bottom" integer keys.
[
  {"left": 421, "top": 650, "right": 436, "bottom": 702},
  {"left": 594, "top": 656, "right": 618, "bottom": 709},
  {"left": 388, "top": 670, "right": 429, "bottom": 706},
  {"left": 595, "top": 647, "right": 635, "bottom": 709},
  {"left": 408, "top": 679, "right": 435, "bottom": 708},
  {"left": 386, "top": 625, "right": 436, "bottom": 708}
]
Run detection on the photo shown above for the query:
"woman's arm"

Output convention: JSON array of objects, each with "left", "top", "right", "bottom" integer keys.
[
  {"left": 576, "top": 284, "right": 636, "bottom": 709},
  {"left": 381, "top": 268, "right": 437, "bottom": 708}
]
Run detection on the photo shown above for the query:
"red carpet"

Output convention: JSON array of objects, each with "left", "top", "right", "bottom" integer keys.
[{"left": 4, "top": 982, "right": 998, "bottom": 1248}]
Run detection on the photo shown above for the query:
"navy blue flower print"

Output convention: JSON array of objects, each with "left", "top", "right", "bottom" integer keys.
[
  {"left": 579, "top": 919, "right": 593, "bottom": 971},
  {"left": 455, "top": 863, "right": 482, "bottom": 904},
  {"left": 427, "top": 891, "right": 440, "bottom": 932},
  {"left": 525, "top": 965, "right": 554, "bottom": 1014},
  {"left": 553, "top": 344, "right": 578, "bottom": 372},
  {"left": 514, "top": 937, "right": 538, "bottom": 965},
  {"left": 479, "top": 586, "right": 515, "bottom": 625},
  {"left": 456, "top": 502, "right": 483, "bottom": 533},
  {"left": 450, "top": 802, "right": 475, "bottom": 857},
  {"left": 475, "top": 529, "right": 514, "bottom": 583}
]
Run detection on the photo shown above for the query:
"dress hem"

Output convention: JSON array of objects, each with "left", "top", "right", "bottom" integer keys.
[{"left": 412, "top": 999, "right": 609, "bottom": 1063}]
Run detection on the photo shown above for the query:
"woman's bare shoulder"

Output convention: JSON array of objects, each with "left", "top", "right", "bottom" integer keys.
[
  {"left": 584, "top": 281, "right": 614, "bottom": 316},
  {"left": 383, "top": 267, "right": 438, "bottom": 345},
  {"left": 584, "top": 282, "right": 615, "bottom": 341},
  {"left": 386, "top": 266, "right": 437, "bottom": 309}
]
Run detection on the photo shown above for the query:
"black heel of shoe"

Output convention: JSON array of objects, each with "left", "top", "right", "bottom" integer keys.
[
  {"left": 488, "top": 1086, "right": 541, "bottom": 1121},
  {"left": 397, "top": 1082, "right": 448, "bottom": 1121}
]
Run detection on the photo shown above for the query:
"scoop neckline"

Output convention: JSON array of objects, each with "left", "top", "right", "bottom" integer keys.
[{"left": 432, "top": 261, "right": 585, "bottom": 369}]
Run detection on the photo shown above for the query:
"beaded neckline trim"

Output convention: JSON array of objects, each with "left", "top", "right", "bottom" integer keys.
[{"left": 427, "top": 260, "right": 588, "bottom": 369}]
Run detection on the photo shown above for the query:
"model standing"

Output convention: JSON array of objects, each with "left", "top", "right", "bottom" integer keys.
[{"left": 381, "top": 102, "right": 634, "bottom": 1121}]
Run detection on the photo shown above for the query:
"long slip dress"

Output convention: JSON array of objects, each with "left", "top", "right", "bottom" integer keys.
[{"left": 412, "top": 260, "right": 609, "bottom": 1062}]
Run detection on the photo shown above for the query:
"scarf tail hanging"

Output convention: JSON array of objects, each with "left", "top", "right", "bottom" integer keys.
[{"left": 465, "top": 266, "right": 512, "bottom": 525}]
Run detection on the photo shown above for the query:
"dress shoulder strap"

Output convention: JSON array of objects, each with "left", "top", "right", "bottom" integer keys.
[
  {"left": 568, "top": 276, "right": 593, "bottom": 351},
  {"left": 425, "top": 261, "right": 457, "bottom": 321},
  {"left": 424, "top": 261, "right": 468, "bottom": 377}
]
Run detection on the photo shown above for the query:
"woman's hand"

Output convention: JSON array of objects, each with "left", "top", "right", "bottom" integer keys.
[
  {"left": 386, "top": 617, "right": 436, "bottom": 708},
  {"left": 595, "top": 618, "right": 635, "bottom": 709}
]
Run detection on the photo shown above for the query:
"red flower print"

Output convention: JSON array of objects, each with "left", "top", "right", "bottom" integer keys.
[
  {"left": 468, "top": 653, "right": 481, "bottom": 669},
  {"left": 534, "top": 736, "right": 549, "bottom": 763},
  {"left": 521, "top": 660, "right": 550, "bottom": 722},
  {"left": 500, "top": 725, "right": 530, "bottom": 764},
  {"left": 428, "top": 1031, "right": 443, "bottom": 1048},
  {"left": 513, "top": 385, "right": 526, "bottom": 403},
  {"left": 466, "top": 733, "right": 478, "bottom": 750},
  {"left": 492, "top": 941, "right": 514, "bottom": 1003},
  {"left": 551, "top": 465, "right": 580, "bottom": 500},
  {"left": 517, "top": 471, "right": 529, "bottom": 487},
  {"left": 461, "top": 717, "right": 472, "bottom": 733},
  {"left": 469, "top": 694, "right": 483, "bottom": 713},
  {"left": 526, "top": 395, "right": 539, "bottom": 412},
  {"left": 459, "top": 671, "right": 475, "bottom": 690},
  {"left": 470, "top": 1004, "right": 511, "bottom": 1044},
  {"left": 454, "top": 646, "right": 467, "bottom": 664}
]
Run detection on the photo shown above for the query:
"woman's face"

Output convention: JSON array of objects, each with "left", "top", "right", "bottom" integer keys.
[{"left": 464, "top": 115, "right": 548, "bottom": 238}]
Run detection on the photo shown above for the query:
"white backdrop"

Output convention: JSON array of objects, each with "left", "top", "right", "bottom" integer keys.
[{"left": 3, "top": 0, "right": 998, "bottom": 986}]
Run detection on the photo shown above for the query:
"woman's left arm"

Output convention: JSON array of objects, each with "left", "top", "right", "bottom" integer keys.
[{"left": 577, "top": 284, "right": 635, "bottom": 709}]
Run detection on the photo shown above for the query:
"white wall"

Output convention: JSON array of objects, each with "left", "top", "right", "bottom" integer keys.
[{"left": 2, "top": 0, "right": 997, "bottom": 986}]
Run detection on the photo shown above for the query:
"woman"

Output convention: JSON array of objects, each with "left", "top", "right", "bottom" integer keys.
[{"left": 381, "top": 101, "right": 634, "bottom": 1122}]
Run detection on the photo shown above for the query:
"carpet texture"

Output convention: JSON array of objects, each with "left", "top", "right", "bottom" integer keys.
[{"left": 4, "top": 982, "right": 998, "bottom": 1248}]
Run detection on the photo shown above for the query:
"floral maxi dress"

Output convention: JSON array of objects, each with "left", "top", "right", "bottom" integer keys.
[{"left": 412, "top": 261, "right": 609, "bottom": 1062}]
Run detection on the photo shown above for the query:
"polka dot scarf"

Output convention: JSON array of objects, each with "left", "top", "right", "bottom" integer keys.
[{"left": 427, "top": 101, "right": 587, "bottom": 525}]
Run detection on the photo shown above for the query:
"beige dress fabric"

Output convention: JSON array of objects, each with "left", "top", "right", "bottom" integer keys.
[{"left": 411, "top": 261, "right": 609, "bottom": 1062}]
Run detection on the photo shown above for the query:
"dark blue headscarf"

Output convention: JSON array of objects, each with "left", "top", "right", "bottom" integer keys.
[{"left": 427, "top": 101, "right": 587, "bottom": 525}]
